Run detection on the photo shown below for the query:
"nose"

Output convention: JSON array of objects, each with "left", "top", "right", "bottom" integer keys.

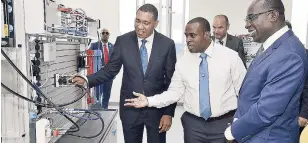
[
  {"left": 137, "top": 23, "right": 144, "bottom": 30},
  {"left": 214, "top": 28, "right": 219, "bottom": 34},
  {"left": 186, "top": 37, "right": 191, "bottom": 44},
  {"left": 245, "top": 20, "right": 252, "bottom": 29}
]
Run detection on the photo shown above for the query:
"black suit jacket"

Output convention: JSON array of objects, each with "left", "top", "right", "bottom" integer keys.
[
  {"left": 87, "top": 30, "right": 177, "bottom": 124},
  {"left": 300, "top": 49, "right": 308, "bottom": 119},
  {"left": 225, "top": 34, "right": 247, "bottom": 68}
]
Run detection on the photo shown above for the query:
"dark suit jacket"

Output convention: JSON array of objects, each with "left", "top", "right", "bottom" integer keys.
[
  {"left": 300, "top": 49, "right": 308, "bottom": 119},
  {"left": 226, "top": 34, "right": 247, "bottom": 68},
  {"left": 90, "top": 41, "right": 114, "bottom": 66},
  {"left": 232, "top": 30, "right": 308, "bottom": 142},
  {"left": 87, "top": 30, "right": 177, "bottom": 124}
]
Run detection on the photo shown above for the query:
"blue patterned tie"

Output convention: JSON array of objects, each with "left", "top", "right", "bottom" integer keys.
[
  {"left": 140, "top": 39, "right": 148, "bottom": 75},
  {"left": 199, "top": 53, "right": 212, "bottom": 120}
]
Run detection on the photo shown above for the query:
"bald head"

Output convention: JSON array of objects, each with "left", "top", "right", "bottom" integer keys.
[
  {"left": 101, "top": 28, "right": 110, "bottom": 43},
  {"left": 212, "top": 15, "right": 230, "bottom": 40}
]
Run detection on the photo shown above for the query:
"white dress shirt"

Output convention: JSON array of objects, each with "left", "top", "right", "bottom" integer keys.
[
  {"left": 147, "top": 41, "right": 247, "bottom": 118},
  {"left": 215, "top": 34, "right": 228, "bottom": 46},
  {"left": 224, "top": 25, "right": 290, "bottom": 140},
  {"left": 137, "top": 32, "right": 155, "bottom": 61}
]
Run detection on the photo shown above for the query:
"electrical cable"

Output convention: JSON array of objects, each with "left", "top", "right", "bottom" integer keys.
[
  {"left": 1, "top": 82, "right": 88, "bottom": 108},
  {"left": 2, "top": 49, "right": 104, "bottom": 138},
  {"left": 36, "top": 108, "right": 104, "bottom": 139},
  {"left": 1, "top": 49, "right": 80, "bottom": 133},
  {"left": 65, "top": 109, "right": 105, "bottom": 139},
  {"left": 65, "top": 109, "right": 100, "bottom": 120},
  {"left": 1, "top": 83, "right": 47, "bottom": 106}
]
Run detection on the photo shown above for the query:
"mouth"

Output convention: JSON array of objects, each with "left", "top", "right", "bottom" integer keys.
[
  {"left": 248, "top": 30, "right": 256, "bottom": 37},
  {"left": 187, "top": 45, "right": 194, "bottom": 50},
  {"left": 137, "top": 30, "right": 144, "bottom": 36}
]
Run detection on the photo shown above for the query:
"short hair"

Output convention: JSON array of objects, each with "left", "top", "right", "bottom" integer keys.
[
  {"left": 137, "top": 4, "right": 158, "bottom": 21},
  {"left": 285, "top": 21, "right": 292, "bottom": 29},
  {"left": 187, "top": 17, "right": 211, "bottom": 33},
  {"left": 262, "top": 0, "right": 285, "bottom": 20},
  {"left": 215, "top": 15, "right": 229, "bottom": 25}
]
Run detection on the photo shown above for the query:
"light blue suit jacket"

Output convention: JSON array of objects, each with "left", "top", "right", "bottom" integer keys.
[{"left": 232, "top": 30, "right": 308, "bottom": 143}]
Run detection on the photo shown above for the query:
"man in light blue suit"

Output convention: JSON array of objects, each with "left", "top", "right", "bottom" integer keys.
[
  {"left": 224, "top": 0, "right": 308, "bottom": 142},
  {"left": 89, "top": 28, "right": 114, "bottom": 109}
]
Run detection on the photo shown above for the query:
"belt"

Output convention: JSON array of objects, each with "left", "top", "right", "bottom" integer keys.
[{"left": 206, "top": 110, "right": 236, "bottom": 122}]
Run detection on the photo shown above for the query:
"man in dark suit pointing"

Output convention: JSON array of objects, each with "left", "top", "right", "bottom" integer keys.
[{"left": 73, "top": 4, "right": 177, "bottom": 143}]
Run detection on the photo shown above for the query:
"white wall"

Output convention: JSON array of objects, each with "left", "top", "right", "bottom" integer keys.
[
  {"left": 189, "top": 0, "right": 293, "bottom": 35},
  {"left": 291, "top": 0, "right": 308, "bottom": 48},
  {"left": 59, "top": 0, "right": 120, "bottom": 43}
]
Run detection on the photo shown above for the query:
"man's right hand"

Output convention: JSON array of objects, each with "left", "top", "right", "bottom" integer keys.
[
  {"left": 124, "top": 92, "right": 149, "bottom": 108},
  {"left": 71, "top": 76, "right": 86, "bottom": 86}
]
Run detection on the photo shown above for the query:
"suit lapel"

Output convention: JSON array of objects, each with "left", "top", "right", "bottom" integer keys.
[
  {"left": 226, "top": 34, "right": 233, "bottom": 48},
  {"left": 241, "top": 30, "right": 294, "bottom": 86},
  {"left": 145, "top": 31, "right": 160, "bottom": 77},
  {"left": 108, "top": 42, "right": 113, "bottom": 57},
  {"left": 131, "top": 32, "right": 145, "bottom": 77}
]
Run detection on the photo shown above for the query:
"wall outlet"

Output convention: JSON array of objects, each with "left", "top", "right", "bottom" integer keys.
[{"left": 54, "top": 74, "right": 75, "bottom": 87}]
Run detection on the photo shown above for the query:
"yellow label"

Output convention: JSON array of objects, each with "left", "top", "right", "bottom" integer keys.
[{"left": 4, "top": 24, "right": 9, "bottom": 37}]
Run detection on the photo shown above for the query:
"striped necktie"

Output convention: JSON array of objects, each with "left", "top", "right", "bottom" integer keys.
[{"left": 140, "top": 39, "right": 148, "bottom": 74}]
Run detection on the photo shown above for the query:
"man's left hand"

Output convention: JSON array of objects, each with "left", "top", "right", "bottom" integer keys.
[
  {"left": 159, "top": 115, "right": 172, "bottom": 133},
  {"left": 299, "top": 116, "right": 308, "bottom": 127}
]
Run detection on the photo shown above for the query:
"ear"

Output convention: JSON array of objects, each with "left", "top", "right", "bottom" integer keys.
[
  {"left": 270, "top": 11, "right": 279, "bottom": 22},
  {"left": 204, "top": 31, "right": 210, "bottom": 39},
  {"left": 227, "top": 23, "right": 230, "bottom": 30},
  {"left": 154, "top": 21, "right": 159, "bottom": 28}
]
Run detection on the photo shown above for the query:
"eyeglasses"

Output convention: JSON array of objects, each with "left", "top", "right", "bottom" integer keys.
[
  {"left": 102, "top": 32, "right": 109, "bottom": 35},
  {"left": 245, "top": 10, "right": 274, "bottom": 22}
]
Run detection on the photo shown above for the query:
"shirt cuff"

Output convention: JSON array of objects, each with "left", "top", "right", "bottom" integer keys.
[
  {"left": 224, "top": 126, "right": 235, "bottom": 140},
  {"left": 147, "top": 97, "right": 154, "bottom": 107}
]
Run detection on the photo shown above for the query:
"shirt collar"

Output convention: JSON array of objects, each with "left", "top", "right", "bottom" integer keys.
[
  {"left": 215, "top": 34, "right": 227, "bottom": 45},
  {"left": 137, "top": 31, "right": 155, "bottom": 44},
  {"left": 101, "top": 41, "right": 108, "bottom": 45},
  {"left": 196, "top": 41, "right": 214, "bottom": 58},
  {"left": 263, "top": 26, "right": 289, "bottom": 50}
]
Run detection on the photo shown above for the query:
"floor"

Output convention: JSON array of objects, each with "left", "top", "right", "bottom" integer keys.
[{"left": 109, "top": 105, "right": 185, "bottom": 143}]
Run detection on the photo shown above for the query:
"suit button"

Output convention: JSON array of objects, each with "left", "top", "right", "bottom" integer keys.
[{"left": 144, "top": 80, "right": 146, "bottom": 82}]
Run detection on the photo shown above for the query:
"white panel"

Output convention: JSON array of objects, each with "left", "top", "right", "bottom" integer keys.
[{"left": 29, "top": 40, "right": 84, "bottom": 143}]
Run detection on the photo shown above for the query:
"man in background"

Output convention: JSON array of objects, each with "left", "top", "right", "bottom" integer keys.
[
  {"left": 212, "top": 15, "right": 247, "bottom": 67},
  {"left": 89, "top": 28, "right": 114, "bottom": 109},
  {"left": 225, "top": 0, "right": 308, "bottom": 142},
  {"left": 73, "top": 4, "right": 177, "bottom": 143}
]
